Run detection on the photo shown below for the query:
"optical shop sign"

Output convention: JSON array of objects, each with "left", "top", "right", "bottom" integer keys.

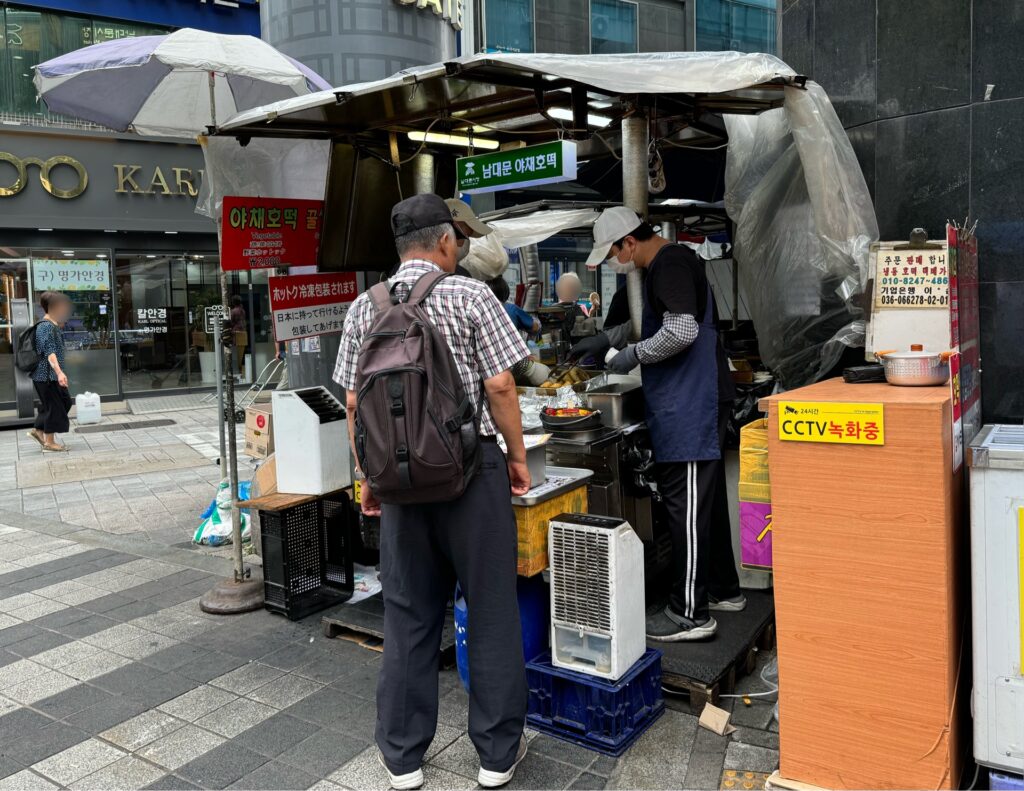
[
  {"left": 32, "top": 259, "right": 110, "bottom": 291},
  {"left": 457, "top": 141, "right": 577, "bottom": 194},
  {"left": 269, "top": 273, "right": 358, "bottom": 342},
  {"left": 778, "top": 401, "right": 885, "bottom": 445},
  {"left": 221, "top": 196, "right": 324, "bottom": 271}
]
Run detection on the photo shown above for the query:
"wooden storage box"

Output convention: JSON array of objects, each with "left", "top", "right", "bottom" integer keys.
[{"left": 762, "top": 379, "right": 967, "bottom": 790}]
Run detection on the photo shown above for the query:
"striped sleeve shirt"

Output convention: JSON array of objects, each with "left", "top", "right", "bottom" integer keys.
[{"left": 333, "top": 260, "right": 529, "bottom": 436}]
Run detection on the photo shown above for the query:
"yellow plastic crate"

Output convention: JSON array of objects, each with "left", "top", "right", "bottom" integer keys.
[
  {"left": 514, "top": 484, "right": 588, "bottom": 577},
  {"left": 739, "top": 418, "right": 770, "bottom": 487}
]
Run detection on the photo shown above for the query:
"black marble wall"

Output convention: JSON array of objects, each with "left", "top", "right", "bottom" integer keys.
[{"left": 781, "top": 0, "right": 1024, "bottom": 422}]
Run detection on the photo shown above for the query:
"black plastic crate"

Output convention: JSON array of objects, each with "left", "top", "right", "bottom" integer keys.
[
  {"left": 260, "top": 495, "right": 351, "bottom": 620},
  {"left": 322, "top": 491, "right": 355, "bottom": 595}
]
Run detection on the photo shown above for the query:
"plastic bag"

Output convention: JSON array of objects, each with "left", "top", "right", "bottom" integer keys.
[{"left": 193, "top": 481, "right": 250, "bottom": 546}]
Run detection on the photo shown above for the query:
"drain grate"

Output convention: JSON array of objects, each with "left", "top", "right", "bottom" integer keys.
[{"left": 75, "top": 418, "right": 177, "bottom": 434}]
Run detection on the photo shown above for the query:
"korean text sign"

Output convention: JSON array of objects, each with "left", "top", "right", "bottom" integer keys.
[
  {"left": 32, "top": 259, "right": 110, "bottom": 291},
  {"left": 456, "top": 140, "right": 577, "bottom": 194},
  {"left": 875, "top": 249, "right": 949, "bottom": 309},
  {"left": 269, "top": 273, "right": 358, "bottom": 342},
  {"left": 778, "top": 401, "right": 885, "bottom": 445},
  {"left": 221, "top": 196, "right": 323, "bottom": 271}
]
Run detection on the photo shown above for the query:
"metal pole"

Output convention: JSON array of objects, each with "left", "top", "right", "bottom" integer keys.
[
  {"left": 621, "top": 112, "right": 649, "bottom": 343},
  {"left": 214, "top": 308, "right": 226, "bottom": 473},
  {"left": 219, "top": 272, "right": 244, "bottom": 582},
  {"left": 412, "top": 152, "right": 435, "bottom": 194}
]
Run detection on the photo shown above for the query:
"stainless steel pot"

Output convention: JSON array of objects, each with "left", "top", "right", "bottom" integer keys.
[{"left": 875, "top": 346, "right": 951, "bottom": 386}]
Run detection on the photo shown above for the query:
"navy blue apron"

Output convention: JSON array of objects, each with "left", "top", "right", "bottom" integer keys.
[{"left": 640, "top": 267, "right": 720, "bottom": 463}]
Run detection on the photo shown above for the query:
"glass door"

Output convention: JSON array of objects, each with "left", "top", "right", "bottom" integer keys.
[
  {"left": 0, "top": 257, "right": 30, "bottom": 408},
  {"left": 184, "top": 255, "right": 222, "bottom": 388}
]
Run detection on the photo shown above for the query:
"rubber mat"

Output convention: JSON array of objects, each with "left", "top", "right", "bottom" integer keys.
[{"left": 655, "top": 588, "right": 774, "bottom": 685}]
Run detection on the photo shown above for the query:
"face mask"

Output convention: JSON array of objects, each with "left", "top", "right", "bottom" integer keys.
[
  {"left": 456, "top": 237, "right": 471, "bottom": 263},
  {"left": 607, "top": 258, "right": 635, "bottom": 275}
]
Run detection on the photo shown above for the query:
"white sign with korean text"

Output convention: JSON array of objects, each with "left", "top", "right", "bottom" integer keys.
[{"left": 32, "top": 259, "right": 110, "bottom": 292}]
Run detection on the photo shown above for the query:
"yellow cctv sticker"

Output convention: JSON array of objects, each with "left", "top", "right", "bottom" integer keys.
[{"left": 778, "top": 401, "right": 884, "bottom": 445}]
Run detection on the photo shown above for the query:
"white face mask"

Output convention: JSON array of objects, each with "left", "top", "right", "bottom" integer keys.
[
  {"left": 456, "top": 238, "right": 471, "bottom": 263},
  {"left": 607, "top": 258, "right": 635, "bottom": 275}
]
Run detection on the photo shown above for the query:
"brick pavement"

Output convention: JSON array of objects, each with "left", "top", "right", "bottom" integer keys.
[{"left": 0, "top": 403, "right": 779, "bottom": 790}]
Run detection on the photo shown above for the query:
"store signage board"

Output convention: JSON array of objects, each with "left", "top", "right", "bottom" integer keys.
[
  {"left": 456, "top": 141, "right": 577, "bottom": 194},
  {"left": 874, "top": 247, "right": 949, "bottom": 309},
  {"left": 778, "top": 401, "right": 885, "bottom": 445},
  {"left": 269, "top": 272, "right": 358, "bottom": 342},
  {"left": 32, "top": 259, "right": 110, "bottom": 291},
  {"left": 204, "top": 304, "right": 225, "bottom": 334},
  {"left": 221, "top": 196, "right": 324, "bottom": 271}
]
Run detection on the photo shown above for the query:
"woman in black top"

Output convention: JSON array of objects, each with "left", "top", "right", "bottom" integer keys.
[{"left": 28, "top": 291, "right": 74, "bottom": 452}]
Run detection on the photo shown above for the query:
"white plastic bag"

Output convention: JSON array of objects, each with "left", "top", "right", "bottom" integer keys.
[
  {"left": 193, "top": 481, "right": 249, "bottom": 547},
  {"left": 75, "top": 392, "right": 101, "bottom": 425}
]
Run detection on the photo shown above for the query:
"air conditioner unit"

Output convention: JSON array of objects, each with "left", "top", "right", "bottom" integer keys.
[{"left": 549, "top": 513, "right": 646, "bottom": 681}]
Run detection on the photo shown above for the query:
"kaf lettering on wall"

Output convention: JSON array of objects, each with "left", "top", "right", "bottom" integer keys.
[
  {"left": 395, "top": 0, "right": 464, "bottom": 30},
  {"left": 114, "top": 164, "right": 203, "bottom": 197}
]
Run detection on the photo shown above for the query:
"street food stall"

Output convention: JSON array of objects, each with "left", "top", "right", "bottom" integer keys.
[{"left": 203, "top": 49, "right": 880, "bottom": 748}]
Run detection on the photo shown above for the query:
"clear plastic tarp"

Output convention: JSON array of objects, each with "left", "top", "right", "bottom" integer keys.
[{"left": 211, "top": 51, "right": 878, "bottom": 389}]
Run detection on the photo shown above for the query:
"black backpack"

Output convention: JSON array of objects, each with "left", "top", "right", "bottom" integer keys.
[
  {"left": 354, "top": 271, "right": 482, "bottom": 505},
  {"left": 15, "top": 322, "right": 44, "bottom": 374}
]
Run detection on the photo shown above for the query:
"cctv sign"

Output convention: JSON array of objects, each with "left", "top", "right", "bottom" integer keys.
[
  {"left": 456, "top": 140, "right": 577, "bottom": 194},
  {"left": 778, "top": 401, "right": 885, "bottom": 446}
]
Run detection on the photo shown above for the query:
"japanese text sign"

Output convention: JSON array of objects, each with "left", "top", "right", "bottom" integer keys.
[
  {"left": 778, "top": 401, "right": 885, "bottom": 446},
  {"left": 875, "top": 248, "right": 949, "bottom": 309},
  {"left": 268, "top": 272, "right": 358, "bottom": 342},
  {"left": 456, "top": 140, "right": 577, "bottom": 194},
  {"left": 32, "top": 259, "right": 109, "bottom": 292},
  {"left": 221, "top": 196, "right": 323, "bottom": 271}
]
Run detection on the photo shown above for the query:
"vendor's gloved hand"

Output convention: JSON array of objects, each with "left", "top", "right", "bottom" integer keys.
[
  {"left": 607, "top": 345, "right": 640, "bottom": 374},
  {"left": 569, "top": 332, "right": 610, "bottom": 361}
]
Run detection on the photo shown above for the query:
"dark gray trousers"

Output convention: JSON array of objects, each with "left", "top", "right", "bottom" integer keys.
[{"left": 376, "top": 442, "right": 527, "bottom": 775}]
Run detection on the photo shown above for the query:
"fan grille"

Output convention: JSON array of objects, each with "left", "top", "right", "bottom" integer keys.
[{"left": 550, "top": 523, "right": 612, "bottom": 631}]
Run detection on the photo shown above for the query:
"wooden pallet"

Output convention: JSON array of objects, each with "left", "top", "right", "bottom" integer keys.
[
  {"left": 321, "top": 621, "right": 384, "bottom": 653},
  {"left": 661, "top": 618, "right": 776, "bottom": 713},
  {"left": 764, "top": 771, "right": 829, "bottom": 791}
]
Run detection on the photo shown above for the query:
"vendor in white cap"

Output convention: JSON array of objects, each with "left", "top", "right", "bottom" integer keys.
[
  {"left": 570, "top": 206, "right": 741, "bottom": 642},
  {"left": 446, "top": 197, "right": 493, "bottom": 267}
]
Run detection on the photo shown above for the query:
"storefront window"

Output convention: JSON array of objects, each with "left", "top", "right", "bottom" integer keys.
[
  {"left": 696, "top": 0, "right": 777, "bottom": 55},
  {"left": 591, "top": 0, "right": 638, "bottom": 54},
  {"left": 0, "top": 7, "right": 170, "bottom": 122},
  {"left": 484, "top": 0, "right": 534, "bottom": 54}
]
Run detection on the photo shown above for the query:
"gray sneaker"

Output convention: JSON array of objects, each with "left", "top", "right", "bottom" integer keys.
[
  {"left": 478, "top": 734, "right": 528, "bottom": 788},
  {"left": 645, "top": 606, "right": 718, "bottom": 642},
  {"left": 709, "top": 593, "right": 747, "bottom": 612}
]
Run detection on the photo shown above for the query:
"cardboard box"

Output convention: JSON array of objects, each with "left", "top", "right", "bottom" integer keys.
[
  {"left": 244, "top": 404, "right": 274, "bottom": 458},
  {"left": 252, "top": 454, "right": 277, "bottom": 498}
]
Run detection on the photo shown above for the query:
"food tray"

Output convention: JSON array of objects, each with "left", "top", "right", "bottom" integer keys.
[{"left": 511, "top": 466, "right": 594, "bottom": 507}]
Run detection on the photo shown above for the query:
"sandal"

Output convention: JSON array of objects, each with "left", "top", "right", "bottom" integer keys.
[
  {"left": 41, "top": 443, "right": 68, "bottom": 453},
  {"left": 26, "top": 429, "right": 44, "bottom": 446}
]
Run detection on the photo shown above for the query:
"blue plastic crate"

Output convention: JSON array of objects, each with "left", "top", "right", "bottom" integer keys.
[
  {"left": 526, "top": 649, "right": 664, "bottom": 756},
  {"left": 992, "top": 770, "right": 1024, "bottom": 790}
]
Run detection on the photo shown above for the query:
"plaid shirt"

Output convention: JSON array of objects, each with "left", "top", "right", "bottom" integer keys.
[{"left": 333, "top": 259, "right": 529, "bottom": 436}]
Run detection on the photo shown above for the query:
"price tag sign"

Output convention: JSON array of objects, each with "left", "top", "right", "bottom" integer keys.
[{"left": 778, "top": 401, "right": 885, "bottom": 445}]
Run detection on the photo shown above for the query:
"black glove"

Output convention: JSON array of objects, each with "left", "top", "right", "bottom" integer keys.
[{"left": 568, "top": 333, "right": 610, "bottom": 362}]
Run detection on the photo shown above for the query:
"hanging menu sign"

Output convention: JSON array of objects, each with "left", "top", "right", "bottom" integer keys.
[
  {"left": 221, "top": 196, "right": 323, "bottom": 271},
  {"left": 875, "top": 248, "right": 950, "bottom": 309},
  {"left": 456, "top": 140, "right": 577, "bottom": 194}
]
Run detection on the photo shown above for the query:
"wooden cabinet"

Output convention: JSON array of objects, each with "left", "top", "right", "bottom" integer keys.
[{"left": 762, "top": 379, "right": 968, "bottom": 790}]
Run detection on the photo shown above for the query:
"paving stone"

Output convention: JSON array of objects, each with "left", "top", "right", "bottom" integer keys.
[
  {"left": 589, "top": 756, "right": 618, "bottom": 778},
  {"left": 293, "top": 650, "right": 365, "bottom": 685},
  {"left": 436, "top": 687, "right": 470, "bottom": 728},
  {"left": 31, "top": 607, "right": 91, "bottom": 631},
  {"left": 6, "top": 630, "right": 71, "bottom": 660},
  {"left": 607, "top": 708, "right": 698, "bottom": 790},
  {"left": 176, "top": 743, "right": 267, "bottom": 789},
  {"left": 529, "top": 734, "right": 599, "bottom": 770},
  {"left": 723, "top": 742, "right": 779, "bottom": 774},
  {"left": 62, "top": 651, "right": 133, "bottom": 682},
  {"left": 209, "top": 662, "right": 284, "bottom": 695},
  {"left": 70, "top": 755, "right": 165, "bottom": 791},
  {"left": 136, "top": 724, "right": 223, "bottom": 771},
  {"left": 569, "top": 772, "right": 608, "bottom": 790},
  {"left": 101, "top": 710, "right": 186, "bottom": 752},
  {"left": 140, "top": 643, "right": 210, "bottom": 674},
  {"left": 0, "top": 623, "right": 43, "bottom": 648},
  {"left": 0, "top": 658, "right": 49, "bottom": 689},
  {"left": 277, "top": 728, "right": 365, "bottom": 779},
  {"left": 228, "top": 759, "right": 320, "bottom": 790},
  {"left": 111, "top": 633, "right": 178, "bottom": 661},
  {"left": 332, "top": 745, "right": 477, "bottom": 791},
  {"left": 260, "top": 642, "right": 327, "bottom": 672},
  {"left": 194, "top": 697, "right": 277, "bottom": 738},
  {"left": 231, "top": 712, "right": 321, "bottom": 759},
  {"left": 5, "top": 668, "right": 79, "bottom": 704},
  {"left": 105, "top": 600, "right": 163, "bottom": 623},
  {"left": 62, "top": 696, "right": 148, "bottom": 735},
  {"left": 175, "top": 650, "right": 245, "bottom": 683},
  {"left": 0, "top": 769, "right": 60, "bottom": 790},
  {"left": 281, "top": 685, "right": 366, "bottom": 730},
  {"left": 8, "top": 600, "right": 66, "bottom": 621},
  {"left": 31, "top": 738, "right": 125, "bottom": 786},
  {"left": 34, "top": 682, "right": 115, "bottom": 720},
  {"left": 4, "top": 721, "right": 89, "bottom": 766},
  {"left": 729, "top": 700, "right": 776, "bottom": 730},
  {"left": 731, "top": 726, "right": 780, "bottom": 751},
  {"left": 82, "top": 623, "right": 150, "bottom": 650},
  {"left": 0, "top": 756, "right": 21, "bottom": 782},
  {"left": 144, "top": 774, "right": 201, "bottom": 790},
  {"left": 0, "top": 704, "right": 55, "bottom": 737},
  {"left": 682, "top": 751, "right": 730, "bottom": 791},
  {"left": 247, "top": 672, "right": 323, "bottom": 710},
  {"left": 158, "top": 685, "right": 237, "bottom": 722},
  {"left": 32, "top": 642, "right": 102, "bottom": 670},
  {"left": 58, "top": 614, "right": 118, "bottom": 640}
]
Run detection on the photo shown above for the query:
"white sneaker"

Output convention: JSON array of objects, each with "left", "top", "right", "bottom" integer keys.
[
  {"left": 708, "top": 594, "right": 747, "bottom": 612},
  {"left": 478, "top": 734, "right": 528, "bottom": 788},
  {"left": 377, "top": 752, "right": 423, "bottom": 790}
]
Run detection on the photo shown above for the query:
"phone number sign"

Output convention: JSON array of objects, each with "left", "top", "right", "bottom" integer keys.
[
  {"left": 778, "top": 401, "right": 885, "bottom": 446},
  {"left": 269, "top": 272, "right": 358, "bottom": 342},
  {"left": 875, "top": 249, "right": 949, "bottom": 309},
  {"left": 221, "top": 196, "right": 323, "bottom": 271}
]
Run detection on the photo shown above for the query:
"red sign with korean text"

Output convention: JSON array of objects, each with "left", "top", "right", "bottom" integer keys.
[
  {"left": 221, "top": 196, "right": 323, "bottom": 271},
  {"left": 269, "top": 272, "right": 359, "bottom": 342}
]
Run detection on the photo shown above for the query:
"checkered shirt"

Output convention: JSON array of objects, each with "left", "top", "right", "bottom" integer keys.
[{"left": 333, "top": 259, "right": 529, "bottom": 436}]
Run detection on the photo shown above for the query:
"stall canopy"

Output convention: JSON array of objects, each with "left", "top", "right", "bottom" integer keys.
[{"left": 203, "top": 51, "right": 878, "bottom": 389}]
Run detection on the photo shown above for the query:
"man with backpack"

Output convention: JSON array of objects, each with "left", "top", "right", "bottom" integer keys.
[{"left": 333, "top": 194, "right": 532, "bottom": 791}]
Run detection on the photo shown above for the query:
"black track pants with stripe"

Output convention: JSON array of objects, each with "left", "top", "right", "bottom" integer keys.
[{"left": 655, "top": 410, "right": 741, "bottom": 623}]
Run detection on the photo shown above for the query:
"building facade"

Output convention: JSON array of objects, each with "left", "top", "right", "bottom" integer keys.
[
  {"left": 779, "top": 0, "right": 1023, "bottom": 423},
  {"left": 0, "top": 2, "right": 263, "bottom": 413}
]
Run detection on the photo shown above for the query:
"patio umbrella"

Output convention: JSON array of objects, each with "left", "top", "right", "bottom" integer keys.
[{"left": 33, "top": 27, "right": 331, "bottom": 137}]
